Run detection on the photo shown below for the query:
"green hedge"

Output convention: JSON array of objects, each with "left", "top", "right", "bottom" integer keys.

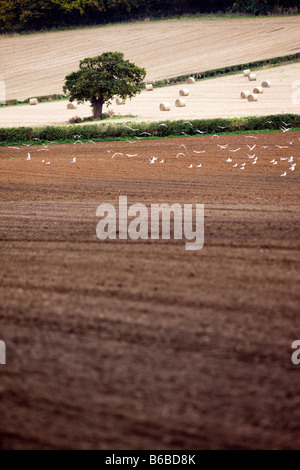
[{"left": 0, "top": 114, "right": 299, "bottom": 145}]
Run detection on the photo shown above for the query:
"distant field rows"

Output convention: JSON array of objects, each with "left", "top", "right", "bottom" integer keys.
[
  {"left": 0, "top": 16, "right": 300, "bottom": 101},
  {"left": 0, "top": 63, "right": 299, "bottom": 128}
]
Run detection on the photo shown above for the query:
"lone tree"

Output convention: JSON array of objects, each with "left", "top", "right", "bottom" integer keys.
[{"left": 63, "top": 52, "right": 146, "bottom": 120}]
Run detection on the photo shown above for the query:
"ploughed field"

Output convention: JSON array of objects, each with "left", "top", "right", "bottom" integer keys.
[{"left": 0, "top": 132, "right": 299, "bottom": 449}]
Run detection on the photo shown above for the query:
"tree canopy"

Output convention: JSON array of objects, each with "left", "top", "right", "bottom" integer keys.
[
  {"left": 63, "top": 52, "right": 146, "bottom": 119},
  {"left": 0, "top": 0, "right": 298, "bottom": 32}
]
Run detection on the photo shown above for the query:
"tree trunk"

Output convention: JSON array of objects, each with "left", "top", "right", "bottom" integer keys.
[{"left": 92, "top": 99, "right": 104, "bottom": 120}]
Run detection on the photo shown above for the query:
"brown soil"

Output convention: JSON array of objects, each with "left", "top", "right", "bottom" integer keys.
[{"left": 0, "top": 132, "right": 299, "bottom": 450}]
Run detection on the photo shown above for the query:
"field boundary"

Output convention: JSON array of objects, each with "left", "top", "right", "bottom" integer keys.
[
  {"left": 0, "top": 114, "right": 299, "bottom": 146},
  {"left": 1, "top": 53, "right": 299, "bottom": 108}
]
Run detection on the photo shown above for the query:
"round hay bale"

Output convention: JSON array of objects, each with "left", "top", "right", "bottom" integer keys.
[
  {"left": 262, "top": 80, "right": 271, "bottom": 88},
  {"left": 146, "top": 84, "right": 153, "bottom": 91},
  {"left": 248, "top": 73, "right": 257, "bottom": 82},
  {"left": 186, "top": 77, "right": 195, "bottom": 84},
  {"left": 29, "top": 98, "right": 38, "bottom": 106},
  {"left": 247, "top": 94, "right": 258, "bottom": 102},
  {"left": 243, "top": 69, "right": 251, "bottom": 77},
  {"left": 159, "top": 102, "right": 171, "bottom": 111},
  {"left": 67, "top": 102, "right": 77, "bottom": 109},
  {"left": 179, "top": 88, "right": 189, "bottom": 96},
  {"left": 116, "top": 97, "right": 125, "bottom": 105},
  {"left": 175, "top": 99, "right": 186, "bottom": 108},
  {"left": 253, "top": 86, "right": 263, "bottom": 94},
  {"left": 241, "top": 91, "right": 251, "bottom": 99}
]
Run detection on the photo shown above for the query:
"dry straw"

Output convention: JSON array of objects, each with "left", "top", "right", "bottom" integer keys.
[
  {"left": 116, "top": 97, "right": 125, "bottom": 105},
  {"left": 175, "top": 99, "right": 186, "bottom": 107},
  {"left": 67, "top": 103, "right": 77, "bottom": 109},
  {"left": 243, "top": 69, "right": 251, "bottom": 77},
  {"left": 253, "top": 86, "right": 263, "bottom": 94},
  {"left": 146, "top": 84, "right": 154, "bottom": 91},
  {"left": 248, "top": 73, "right": 257, "bottom": 82},
  {"left": 247, "top": 94, "right": 258, "bottom": 102},
  {"left": 262, "top": 81, "right": 271, "bottom": 88},
  {"left": 186, "top": 77, "right": 195, "bottom": 84},
  {"left": 241, "top": 91, "right": 251, "bottom": 99},
  {"left": 179, "top": 89, "right": 189, "bottom": 96},
  {"left": 29, "top": 98, "right": 38, "bottom": 106},
  {"left": 159, "top": 102, "right": 171, "bottom": 111}
]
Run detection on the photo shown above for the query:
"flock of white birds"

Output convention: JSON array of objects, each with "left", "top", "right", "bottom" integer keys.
[{"left": 6, "top": 121, "right": 299, "bottom": 178}]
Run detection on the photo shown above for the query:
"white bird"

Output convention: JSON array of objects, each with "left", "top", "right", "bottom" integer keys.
[
  {"left": 126, "top": 154, "right": 137, "bottom": 158},
  {"left": 281, "top": 172, "right": 287, "bottom": 177},
  {"left": 280, "top": 127, "right": 290, "bottom": 133},
  {"left": 282, "top": 121, "right": 292, "bottom": 127},
  {"left": 262, "top": 146, "right": 270, "bottom": 149},
  {"left": 230, "top": 148, "right": 241, "bottom": 153},
  {"left": 248, "top": 154, "right": 256, "bottom": 159},
  {"left": 252, "top": 160, "right": 257, "bottom": 164},
  {"left": 218, "top": 126, "right": 228, "bottom": 130},
  {"left": 289, "top": 166, "right": 295, "bottom": 171},
  {"left": 27, "top": 153, "right": 31, "bottom": 161},
  {"left": 273, "top": 161, "right": 278, "bottom": 165},
  {"left": 149, "top": 157, "right": 157, "bottom": 164},
  {"left": 179, "top": 145, "right": 187, "bottom": 150},
  {"left": 270, "top": 159, "right": 276, "bottom": 164},
  {"left": 245, "top": 136, "right": 258, "bottom": 139},
  {"left": 226, "top": 158, "right": 232, "bottom": 163},
  {"left": 211, "top": 135, "right": 220, "bottom": 139},
  {"left": 267, "top": 121, "right": 274, "bottom": 124},
  {"left": 181, "top": 132, "right": 188, "bottom": 136},
  {"left": 111, "top": 153, "right": 123, "bottom": 159},
  {"left": 247, "top": 144, "right": 256, "bottom": 151},
  {"left": 158, "top": 123, "right": 168, "bottom": 128},
  {"left": 197, "top": 164, "right": 202, "bottom": 168},
  {"left": 195, "top": 129, "right": 205, "bottom": 134},
  {"left": 41, "top": 159, "right": 45, "bottom": 163},
  {"left": 126, "top": 140, "right": 138, "bottom": 144},
  {"left": 276, "top": 145, "right": 288, "bottom": 149},
  {"left": 217, "top": 144, "right": 228, "bottom": 149},
  {"left": 72, "top": 157, "right": 76, "bottom": 164},
  {"left": 160, "top": 159, "right": 165, "bottom": 164},
  {"left": 193, "top": 150, "right": 206, "bottom": 154},
  {"left": 8, "top": 147, "right": 20, "bottom": 150},
  {"left": 37, "top": 149, "right": 49, "bottom": 152},
  {"left": 183, "top": 121, "right": 193, "bottom": 127},
  {"left": 46, "top": 162, "right": 51, "bottom": 165},
  {"left": 241, "top": 163, "right": 246, "bottom": 167},
  {"left": 288, "top": 140, "right": 294, "bottom": 145},
  {"left": 176, "top": 153, "right": 186, "bottom": 158},
  {"left": 74, "top": 140, "right": 83, "bottom": 145},
  {"left": 233, "top": 164, "right": 238, "bottom": 168},
  {"left": 240, "top": 167, "right": 245, "bottom": 170},
  {"left": 188, "top": 164, "right": 193, "bottom": 169},
  {"left": 23, "top": 144, "right": 31, "bottom": 147},
  {"left": 139, "top": 132, "right": 151, "bottom": 137},
  {"left": 288, "top": 157, "right": 294, "bottom": 163},
  {"left": 88, "top": 140, "right": 96, "bottom": 144},
  {"left": 124, "top": 125, "right": 139, "bottom": 132}
]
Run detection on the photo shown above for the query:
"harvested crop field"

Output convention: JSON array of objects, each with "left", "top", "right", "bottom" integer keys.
[
  {"left": 1, "top": 16, "right": 300, "bottom": 101},
  {"left": 1, "top": 62, "right": 299, "bottom": 128},
  {"left": 0, "top": 132, "right": 299, "bottom": 450}
]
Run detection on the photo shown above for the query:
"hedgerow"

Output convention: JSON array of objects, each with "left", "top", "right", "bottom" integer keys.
[{"left": 0, "top": 114, "right": 299, "bottom": 145}]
